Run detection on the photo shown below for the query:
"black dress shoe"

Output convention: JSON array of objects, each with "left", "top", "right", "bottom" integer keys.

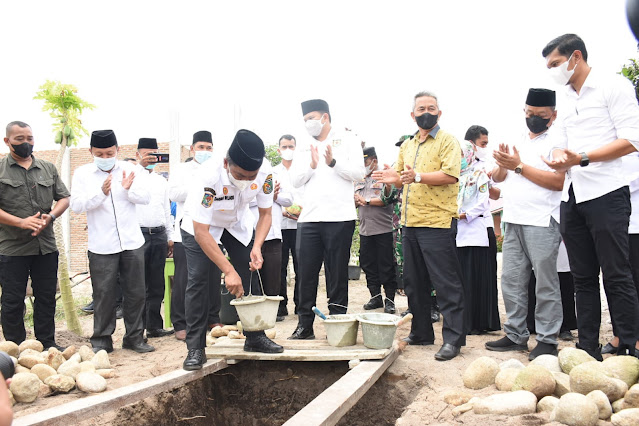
[
  {"left": 529, "top": 341, "right": 558, "bottom": 361},
  {"left": 276, "top": 316, "right": 285, "bottom": 322},
  {"left": 485, "top": 336, "right": 528, "bottom": 352},
  {"left": 183, "top": 348, "right": 206, "bottom": 371},
  {"left": 81, "top": 301, "right": 94, "bottom": 314},
  {"left": 43, "top": 343, "right": 66, "bottom": 352},
  {"left": 601, "top": 342, "right": 618, "bottom": 354},
  {"left": 363, "top": 296, "right": 383, "bottom": 310},
  {"left": 288, "top": 326, "right": 315, "bottom": 340},
  {"left": 558, "top": 330, "right": 574, "bottom": 341},
  {"left": 244, "top": 331, "right": 284, "bottom": 353},
  {"left": 576, "top": 342, "right": 603, "bottom": 361},
  {"left": 115, "top": 305, "right": 123, "bottom": 320},
  {"left": 122, "top": 341, "right": 155, "bottom": 353},
  {"left": 92, "top": 346, "right": 114, "bottom": 354},
  {"left": 400, "top": 309, "right": 411, "bottom": 318},
  {"left": 384, "top": 300, "right": 396, "bottom": 314},
  {"left": 146, "top": 329, "right": 175, "bottom": 338},
  {"left": 434, "top": 343, "right": 460, "bottom": 361},
  {"left": 402, "top": 336, "right": 434, "bottom": 346}
]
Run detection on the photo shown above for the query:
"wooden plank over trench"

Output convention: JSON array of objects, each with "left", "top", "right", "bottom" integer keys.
[
  {"left": 283, "top": 346, "right": 400, "bottom": 426},
  {"left": 13, "top": 358, "right": 229, "bottom": 426},
  {"left": 205, "top": 339, "right": 391, "bottom": 361}
]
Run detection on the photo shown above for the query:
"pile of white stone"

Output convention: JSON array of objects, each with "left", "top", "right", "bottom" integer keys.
[
  {"left": 0, "top": 339, "right": 115, "bottom": 405},
  {"left": 206, "top": 323, "right": 276, "bottom": 346},
  {"left": 445, "top": 348, "right": 639, "bottom": 426}
]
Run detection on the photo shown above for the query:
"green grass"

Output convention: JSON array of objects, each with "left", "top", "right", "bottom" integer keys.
[{"left": 23, "top": 294, "right": 93, "bottom": 329}]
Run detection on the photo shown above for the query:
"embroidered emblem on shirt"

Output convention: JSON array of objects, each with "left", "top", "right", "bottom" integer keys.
[
  {"left": 250, "top": 183, "right": 258, "bottom": 190},
  {"left": 332, "top": 139, "right": 342, "bottom": 147},
  {"left": 223, "top": 187, "right": 229, "bottom": 195},
  {"left": 201, "top": 187, "right": 215, "bottom": 208},
  {"left": 263, "top": 174, "right": 273, "bottom": 194}
]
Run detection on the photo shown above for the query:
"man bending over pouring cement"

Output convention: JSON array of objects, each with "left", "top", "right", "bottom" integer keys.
[{"left": 180, "top": 129, "right": 278, "bottom": 370}]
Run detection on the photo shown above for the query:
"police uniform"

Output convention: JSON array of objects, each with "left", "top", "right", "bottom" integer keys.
[
  {"left": 355, "top": 147, "right": 397, "bottom": 312},
  {"left": 181, "top": 129, "right": 277, "bottom": 370}
]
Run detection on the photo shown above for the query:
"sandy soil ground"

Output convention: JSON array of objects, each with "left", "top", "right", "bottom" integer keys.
[{"left": 8, "top": 254, "right": 615, "bottom": 425}]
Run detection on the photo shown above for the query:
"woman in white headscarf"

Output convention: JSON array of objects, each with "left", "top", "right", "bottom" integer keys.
[{"left": 456, "top": 140, "right": 501, "bottom": 335}]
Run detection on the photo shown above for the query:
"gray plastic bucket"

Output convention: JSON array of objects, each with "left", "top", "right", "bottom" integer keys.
[
  {"left": 358, "top": 313, "right": 401, "bottom": 349},
  {"left": 323, "top": 314, "right": 359, "bottom": 347}
]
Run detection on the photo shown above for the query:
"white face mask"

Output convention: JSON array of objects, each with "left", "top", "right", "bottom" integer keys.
[
  {"left": 194, "top": 151, "right": 213, "bottom": 164},
  {"left": 549, "top": 53, "right": 576, "bottom": 86},
  {"left": 227, "top": 170, "right": 251, "bottom": 191},
  {"left": 475, "top": 146, "right": 490, "bottom": 161},
  {"left": 305, "top": 115, "right": 325, "bottom": 137},
  {"left": 365, "top": 162, "right": 376, "bottom": 175},
  {"left": 94, "top": 156, "right": 117, "bottom": 172},
  {"left": 280, "top": 149, "right": 294, "bottom": 161}
]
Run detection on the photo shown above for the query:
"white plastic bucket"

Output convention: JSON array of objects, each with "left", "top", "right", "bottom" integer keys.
[
  {"left": 230, "top": 295, "right": 283, "bottom": 332},
  {"left": 323, "top": 314, "right": 359, "bottom": 347},
  {"left": 358, "top": 313, "right": 401, "bottom": 349}
]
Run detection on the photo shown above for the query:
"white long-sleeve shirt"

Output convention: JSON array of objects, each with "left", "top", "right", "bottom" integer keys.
[
  {"left": 273, "top": 162, "right": 303, "bottom": 230},
  {"left": 553, "top": 68, "right": 639, "bottom": 203},
  {"left": 136, "top": 168, "right": 173, "bottom": 241},
  {"left": 168, "top": 159, "right": 207, "bottom": 243},
  {"left": 290, "top": 128, "right": 365, "bottom": 223},
  {"left": 71, "top": 160, "right": 150, "bottom": 255}
]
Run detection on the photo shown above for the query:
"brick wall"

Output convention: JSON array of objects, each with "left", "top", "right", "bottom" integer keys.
[{"left": 2, "top": 143, "right": 191, "bottom": 273}]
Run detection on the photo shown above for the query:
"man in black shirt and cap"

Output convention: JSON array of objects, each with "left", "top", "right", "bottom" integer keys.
[{"left": 180, "top": 129, "right": 279, "bottom": 370}]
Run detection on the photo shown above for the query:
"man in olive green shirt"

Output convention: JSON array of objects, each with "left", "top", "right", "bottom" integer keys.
[
  {"left": 0, "top": 121, "right": 70, "bottom": 349},
  {"left": 374, "top": 91, "right": 465, "bottom": 361}
]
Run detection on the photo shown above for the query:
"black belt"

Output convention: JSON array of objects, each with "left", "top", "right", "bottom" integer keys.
[{"left": 140, "top": 226, "right": 165, "bottom": 235}]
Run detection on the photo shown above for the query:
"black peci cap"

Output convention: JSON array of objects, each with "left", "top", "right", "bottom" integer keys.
[
  {"left": 90, "top": 130, "right": 118, "bottom": 148},
  {"left": 227, "top": 129, "right": 265, "bottom": 171}
]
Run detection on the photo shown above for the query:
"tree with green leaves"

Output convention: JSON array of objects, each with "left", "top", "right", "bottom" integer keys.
[
  {"left": 265, "top": 144, "right": 281, "bottom": 167},
  {"left": 620, "top": 58, "right": 639, "bottom": 100},
  {"left": 34, "top": 81, "right": 95, "bottom": 335}
]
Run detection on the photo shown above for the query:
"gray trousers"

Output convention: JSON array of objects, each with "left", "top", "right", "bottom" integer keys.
[
  {"left": 88, "top": 248, "right": 146, "bottom": 349},
  {"left": 501, "top": 218, "right": 562, "bottom": 345}
]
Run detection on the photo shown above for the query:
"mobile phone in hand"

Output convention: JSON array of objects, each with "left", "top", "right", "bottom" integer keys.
[{"left": 155, "top": 153, "right": 170, "bottom": 163}]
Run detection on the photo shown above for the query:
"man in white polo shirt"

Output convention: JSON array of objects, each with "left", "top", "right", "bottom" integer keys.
[
  {"left": 542, "top": 34, "right": 639, "bottom": 358},
  {"left": 288, "top": 99, "right": 365, "bottom": 340},
  {"left": 70, "top": 130, "right": 153, "bottom": 353},
  {"left": 180, "top": 129, "right": 277, "bottom": 370},
  {"left": 486, "top": 88, "right": 565, "bottom": 360}
]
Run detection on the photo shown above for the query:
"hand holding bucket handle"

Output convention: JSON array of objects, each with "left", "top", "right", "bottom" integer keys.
[{"left": 225, "top": 269, "right": 244, "bottom": 298}]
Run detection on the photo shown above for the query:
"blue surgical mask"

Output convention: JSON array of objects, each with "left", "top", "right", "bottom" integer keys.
[
  {"left": 461, "top": 157, "right": 468, "bottom": 171},
  {"left": 94, "top": 156, "right": 117, "bottom": 172},
  {"left": 194, "top": 151, "right": 213, "bottom": 164},
  {"left": 145, "top": 164, "right": 157, "bottom": 170}
]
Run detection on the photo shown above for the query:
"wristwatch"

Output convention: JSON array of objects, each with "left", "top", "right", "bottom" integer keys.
[
  {"left": 365, "top": 198, "right": 370, "bottom": 206},
  {"left": 414, "top": 173, "right": 422, "bottom": 183},
  {"left": 328, "top": 159, "right": 336, "bottom": 168},
  {"left": 579, "top": 152, "right": 589, "bottom": 167},
  {"left": 514, "top": 163, "right": 524, "bottom": 174}
]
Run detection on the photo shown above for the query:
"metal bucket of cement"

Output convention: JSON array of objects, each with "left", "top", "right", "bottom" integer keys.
[{"left": 323, "top": 314, "right": 359, "bottom": 347}]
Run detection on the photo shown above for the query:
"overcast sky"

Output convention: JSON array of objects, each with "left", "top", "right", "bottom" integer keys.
[{"left": 1, "top": 0, "right": 638, "bottom": 165}]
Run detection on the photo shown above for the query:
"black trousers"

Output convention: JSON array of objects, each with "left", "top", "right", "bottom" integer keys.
[
  {"left": 402, "top": 223, "right": 466, "bottom": 347},
  {"left": 527, "top": 271, "right": 578, "bottom": 333},
  {"left": 279, "top": 229, "right": 300, "bottom": 315},
  {"left": 89, "top": 248, "right": 145, "bottom": 349},
  {"left": 183, "top": 229, "right": 252, "bottom": 349},
  {"left": 561, "top": 185, "right": 639, "bottom": 349},
  {"left": 297, "top": 221, "right": 355, "bottom": 328},
  {"left": 607, "top": 233, "right": 639, "bottom": 340},
  {"left": 142, "top": 230, "right": 168, "bottom": 330},
  {"left": 360, "top": 232, "right": 397, "bottom": 301},
  {"left": 0, "top": 252, "right": 58, "bottom": 347},
  {"left": 261, "top": 239, "right": 282, "bottom": 296}
]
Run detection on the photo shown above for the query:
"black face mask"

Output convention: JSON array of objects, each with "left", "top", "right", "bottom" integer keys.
[
  {"left": 11, "top": 142, "right": 34, "bottom": 159},
  {"left": 526, "top": 116, "right": 551, "bottom": 134},
  {"left": 415, "top": 112, "right": 438, "bottom": 130}
]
